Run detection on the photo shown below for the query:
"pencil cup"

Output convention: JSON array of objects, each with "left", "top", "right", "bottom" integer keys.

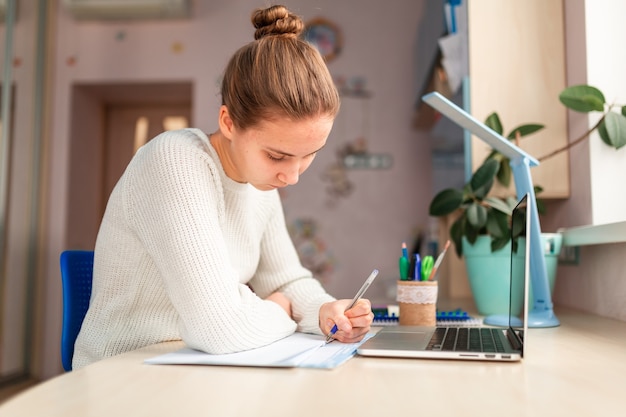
[{"left": 396, "top": 280, "right": 438, "bottom": 326}]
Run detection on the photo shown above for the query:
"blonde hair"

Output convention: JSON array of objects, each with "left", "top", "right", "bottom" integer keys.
[{"left": 221, "top": 5, "right": 340, "bottom": 130}]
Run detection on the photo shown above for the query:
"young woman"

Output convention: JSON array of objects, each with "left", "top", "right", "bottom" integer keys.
[{"left": 73, "top": 4, "right": 373, "bottom": 369}]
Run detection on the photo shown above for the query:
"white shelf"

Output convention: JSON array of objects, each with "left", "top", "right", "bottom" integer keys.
[{"left": 558, "top": 221, "right": 626, "bottom": 246}]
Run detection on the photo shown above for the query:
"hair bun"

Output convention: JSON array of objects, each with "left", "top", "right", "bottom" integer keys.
[{"left": 251, "top": 5, "right": 304, "bottom": 40}]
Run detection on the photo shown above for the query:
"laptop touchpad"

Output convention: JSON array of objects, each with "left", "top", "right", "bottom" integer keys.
[{"left": 367, "top": 330, "right": 431, "bottom": 350}]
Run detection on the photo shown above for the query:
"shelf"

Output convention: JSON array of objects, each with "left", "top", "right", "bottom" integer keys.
[{"left": 558, "top": 221, "right": 626, "bottom": 246}]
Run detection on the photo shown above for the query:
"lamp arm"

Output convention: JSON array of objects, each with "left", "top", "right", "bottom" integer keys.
[{"left": 510, "top": 157, "right": 559, "bottom": 327}]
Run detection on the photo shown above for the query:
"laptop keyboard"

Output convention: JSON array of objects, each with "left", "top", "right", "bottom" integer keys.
[{"left": 426, "top": 327, "right": 506, "bottom": 352}]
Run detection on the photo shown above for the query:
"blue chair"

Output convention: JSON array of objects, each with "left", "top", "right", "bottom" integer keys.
[{"left": 60, "top": 250, "right": 94, "bottom": 371}]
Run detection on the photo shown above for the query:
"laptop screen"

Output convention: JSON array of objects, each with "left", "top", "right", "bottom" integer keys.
[{"left": 509, "top": 194, "right": 530, "bottom": 351}]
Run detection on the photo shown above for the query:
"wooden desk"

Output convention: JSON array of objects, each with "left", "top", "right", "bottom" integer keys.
[{"left": 2, "top": 308, "right": 624, "bottom": 416}]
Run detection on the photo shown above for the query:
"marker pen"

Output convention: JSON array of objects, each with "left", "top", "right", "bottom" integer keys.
[{"left": 413, "top": 253, "right": 421, "bottom": 281}]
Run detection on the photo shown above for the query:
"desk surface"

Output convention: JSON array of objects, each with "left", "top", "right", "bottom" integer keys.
[{"left": 2, "top": 308, "right": 625, "bottom": 417}]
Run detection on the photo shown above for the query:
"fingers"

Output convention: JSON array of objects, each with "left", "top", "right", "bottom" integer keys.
[
  {"left": 331, "top": 320, "right": 371, "bottom": 343},
  {"left": 345, "top": 299, "right": 372, "bottom": 318},
  {"left": 325, "top": 299, "right": 374, "bottom": 343}
]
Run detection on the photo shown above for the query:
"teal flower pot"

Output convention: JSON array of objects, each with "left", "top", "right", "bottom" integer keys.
[{"left": 462, "top": 233, "right": 562, "bottom": 316}]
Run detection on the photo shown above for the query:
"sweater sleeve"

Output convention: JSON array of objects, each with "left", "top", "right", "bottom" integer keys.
[
  {"left": 124, "top": 130, "right": 298, "bottom": 354},
  {"left": 248, "top": 193, "right": 336, "bottom": 335}
]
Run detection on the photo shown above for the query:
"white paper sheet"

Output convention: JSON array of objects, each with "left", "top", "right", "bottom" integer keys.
[{"left": 144, "top": 332, "right": 373, "bottom": 369}]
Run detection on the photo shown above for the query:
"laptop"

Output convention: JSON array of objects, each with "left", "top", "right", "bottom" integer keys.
[{"left": 357, "top": 194, "right": 530, "bottom": 361}]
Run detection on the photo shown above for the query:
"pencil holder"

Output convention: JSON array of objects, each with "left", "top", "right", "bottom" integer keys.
[{"left": 396, "top": 280, "right": 438, "bottom": 326}]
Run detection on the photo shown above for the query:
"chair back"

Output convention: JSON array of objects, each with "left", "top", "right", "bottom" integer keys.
[{"left": 60, "top": 250, "right": 94, "bottom": 371}]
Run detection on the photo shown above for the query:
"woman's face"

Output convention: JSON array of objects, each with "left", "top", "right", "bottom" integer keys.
[{"left": 221, "top": 108, "right": 334, "bottom": 191}]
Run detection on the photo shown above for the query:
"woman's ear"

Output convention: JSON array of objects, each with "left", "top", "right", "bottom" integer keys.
[{"left": 218, "top": 105, "right": 235, "bottom": 140}]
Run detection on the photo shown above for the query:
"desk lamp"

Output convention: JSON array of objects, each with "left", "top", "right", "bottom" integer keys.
[{"left": 422, "top": 92, "right": 559, "bottom": 328}]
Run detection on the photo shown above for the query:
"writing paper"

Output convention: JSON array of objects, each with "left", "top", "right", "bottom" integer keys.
[{"left": 144, "top": 332, "right": 372, "bottom": 369}]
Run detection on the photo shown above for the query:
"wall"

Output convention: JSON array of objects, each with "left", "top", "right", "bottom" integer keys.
[
  {"left": 585, "top": 0, "right": 626, "bottom": 225},
  {"left": 39, "top": 0, "right": 431, "bottom": 378},
  {"left": 546, "top": 0, "right": 626, "bottom": 321},
  {"left": 557, "top": 243, "right": 626, "bottom": 321}
]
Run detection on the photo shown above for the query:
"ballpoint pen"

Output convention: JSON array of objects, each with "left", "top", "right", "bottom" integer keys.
[
  {"left": 325, "top": 269, "right": 379, "bottom": 343},
  {"left": 428, "top": 240, "right": 451, "bottom": 281}
]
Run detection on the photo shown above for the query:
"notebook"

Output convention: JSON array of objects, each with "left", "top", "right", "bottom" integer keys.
[{"left": 357, "top": 194, "right": 530, "bottom": 361}]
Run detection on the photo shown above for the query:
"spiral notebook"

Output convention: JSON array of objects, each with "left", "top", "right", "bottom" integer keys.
[{"left": 358, "top": 194, "right": 530, "bottom": 362}]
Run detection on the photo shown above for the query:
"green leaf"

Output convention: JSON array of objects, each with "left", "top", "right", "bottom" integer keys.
[
  {"left": 466, "top": 202, "right": 488, "bottom": 229},
  {"left": 496, "top": 160, "right": 512, "bottom": 187},
  {"left": 506, "top": 123, "right": 545, "bottom": 139},
  {"left": 465, "top": 222, "right": 480, "bottom": 244},
  {"left": 485, "top": 112, "right": 503, "bottom": 135},
  {"left": 470, "top": 159, "right": 499, "bottom": 199},
  {"left": 495, "top": 210, "right": 511, "bottom": 235},
  {"left": 485, "top": 209, "right": 509, "bottom": 238},
  {"left": 598, "top": 119, "right": 610, "bottom": 146},
  {"left": 511, "top": 208, "right": 526, "bottom": 238},
  {"left": 536, "top": 198, "right": 546, "bottom": 215},
  {"left": 484, "top": 196, "right": 513, "bottom": 214},
  {"left": 450, "top": 217, "right": 465, "bottom": 257},
  {"left": 559, "top": 85, "right": 605, "bottom": 113},
  {"left": 491, "top": 236, "right": 510, "bottom": 253},
  {"left": 484, "top": 149, "right": 503, "bottom": 163},
  {"left": 601, "top": 112, "right": 626, "bottom": 149},
  {"left": 505, "top": 196, "right": 519, "bottom": 208},
  {"left": 622, "top": 106, "right": 626, "bottom": 117},
  {"left": 429, "top": 188, "right": 464, "bottom": 216}
]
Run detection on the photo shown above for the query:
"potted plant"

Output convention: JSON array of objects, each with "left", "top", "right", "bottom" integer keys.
[
  {"left": 428, "top": 157, "right": 556, "bottom": 316},
  {"left": 428, "top": 84, "right": 626, "bottom": 315}
]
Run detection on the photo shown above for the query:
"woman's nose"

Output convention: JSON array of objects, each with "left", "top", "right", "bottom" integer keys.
[
  {"left": 277, "top": 169, "right": 299, "bottom": 185},
  {"left": 277, "top": 161, "right": 302, "bottom": 185}
]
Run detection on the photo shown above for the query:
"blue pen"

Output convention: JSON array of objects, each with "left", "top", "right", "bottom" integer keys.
[
  {"left": 414, "top": 253, "right": 421, "bottom": 281},
  {"left": 325, "top": 269, "right": 379, "bottom": 343}
]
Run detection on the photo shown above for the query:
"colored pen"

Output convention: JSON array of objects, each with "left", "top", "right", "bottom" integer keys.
[
  {"left": 413, "top": 253, "right": 421, "bottom": 281},
  {"left": 399, "top": 242, "right": 409, "bottom": 280},
  {"left": 402, "top": 242, "right": 409, "bottom": 259},
  {"left": 428, "top": 240, "right": 451, "bottom": 281},
  {"left": 325, "top": 269, "right": 379, "bottom": 343},
  {"left": 421, "top": 255, "right": 434, "bottom": 281}
]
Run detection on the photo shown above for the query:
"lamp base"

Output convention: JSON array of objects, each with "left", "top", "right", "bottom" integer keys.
[{"left": 527, "top": 309, "right": 560, "bottom": 328}]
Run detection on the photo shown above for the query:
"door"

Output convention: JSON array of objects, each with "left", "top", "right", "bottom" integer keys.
[{"left": 103, "top": 104, "right": 191, "bottom": 203}]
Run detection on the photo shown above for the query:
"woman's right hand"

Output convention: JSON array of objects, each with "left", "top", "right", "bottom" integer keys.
[{"left": 265, "top": 292, "right": 292, "bottom": 318}]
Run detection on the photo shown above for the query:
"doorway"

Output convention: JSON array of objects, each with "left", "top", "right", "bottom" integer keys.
[{"left": 66, "top": 82, "right": 192, "bottom": 250}]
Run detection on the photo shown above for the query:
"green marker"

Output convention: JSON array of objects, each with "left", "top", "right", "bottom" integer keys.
[{"left": 399, "top": 255, "right": 409, "bottom": 280}]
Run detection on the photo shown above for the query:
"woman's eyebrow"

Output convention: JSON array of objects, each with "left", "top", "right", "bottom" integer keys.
[{"left": 266, "top": 144, "right": 326, "bottom": 157}]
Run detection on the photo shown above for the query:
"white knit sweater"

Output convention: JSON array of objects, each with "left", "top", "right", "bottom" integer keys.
[{"left": 73, "top": 128, "right": 335, "bottom": 369}]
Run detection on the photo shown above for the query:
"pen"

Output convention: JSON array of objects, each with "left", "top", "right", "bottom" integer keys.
[
  {"left": 399, "top": 242, "right": 409, "bottom": 280},
  {"left": 428, "top": 240, "right": 451, "bottom": 281},
  {"left": 325, "top": 269, "right": 379, "bottom": 343},
  {"left": 421, "top": 255, "right": 434, "bottom": 281},
  {"left": 413, "top": 253, "right": 421, "bottom": 281}
]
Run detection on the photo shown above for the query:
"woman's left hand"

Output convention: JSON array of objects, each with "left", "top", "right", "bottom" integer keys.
[{"left": 319, "top": 299, "right": 373, "bottom": 343}]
